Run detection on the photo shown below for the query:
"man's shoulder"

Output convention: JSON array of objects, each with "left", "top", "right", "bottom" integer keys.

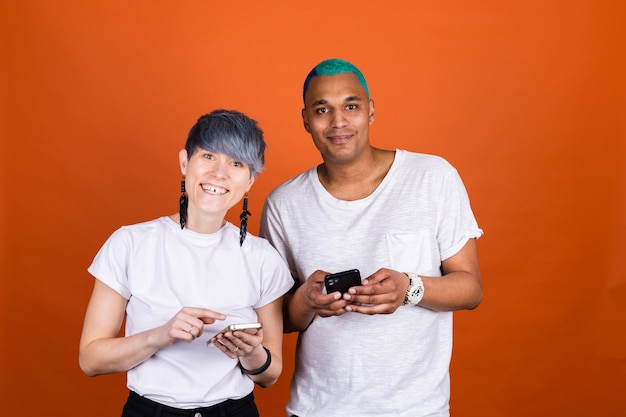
[
  {"left": 267, "top": 167, "right": 316, "bottom": 201},
  {"left": 397, "top": 149, "right": 455, "bottom": 174},
  {"left": 399, "top": 149, "right": 450, "bottom": 165}
]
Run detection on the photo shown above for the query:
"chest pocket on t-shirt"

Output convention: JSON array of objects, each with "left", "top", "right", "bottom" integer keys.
[{"left": 384, "top": 231, "right": 441, "bottom": 276}]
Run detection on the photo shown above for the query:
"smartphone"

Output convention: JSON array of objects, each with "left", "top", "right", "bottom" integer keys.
[
  {"left": 220, "top": 322, "right": 262, "bottom": 333},
  {"left": 207, "top": 322, "right": 262, "bottom": 347},
  {"left": 324, "top": 269, "right": 362, "bottom": 294}
]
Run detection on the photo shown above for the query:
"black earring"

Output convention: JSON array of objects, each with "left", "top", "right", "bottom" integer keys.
[
  {"left": 239, "top": 193, "right": 251, "bottom": 246},
  {"left": 179, "top": 177, "right": 188, "bottom": 230}
]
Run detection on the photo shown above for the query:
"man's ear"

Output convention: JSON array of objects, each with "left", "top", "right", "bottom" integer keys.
[
  {"left": 179, "top": 149, "right": 188, "bottom": 175},
  {"left": 368, "top": 99, "right": 376, "bottom": 124},
  {"left": 302, "top": 108, "right": 311, "bottom": 133}
]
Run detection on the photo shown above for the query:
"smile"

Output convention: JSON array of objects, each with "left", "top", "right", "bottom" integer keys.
[
  {"left": 328, "top": 132, "right": 353, "bottom": 143},
  {"left": 201, "top": 184, "right": 228, "bottom": 195}
]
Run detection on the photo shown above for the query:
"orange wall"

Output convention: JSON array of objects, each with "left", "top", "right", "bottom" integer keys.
[{"left": 1, "top": 1, "right": 625, "bottom": 415}]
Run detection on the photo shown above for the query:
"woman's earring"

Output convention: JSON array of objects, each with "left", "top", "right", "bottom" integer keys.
[
  {"left": 179, "top": 177, "right": 188, "bottom": 230},
  {"left": 239, "top": 193, "right": 251, "bottom": 246}
]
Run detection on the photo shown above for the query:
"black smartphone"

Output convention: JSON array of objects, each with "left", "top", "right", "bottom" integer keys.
[{"left": 324, "top": 269, "right": 362, "bottom": 294}]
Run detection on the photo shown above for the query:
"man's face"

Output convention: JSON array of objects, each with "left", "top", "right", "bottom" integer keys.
[{"left": 302, "top": 72, "right": 375, "bottom": 165}]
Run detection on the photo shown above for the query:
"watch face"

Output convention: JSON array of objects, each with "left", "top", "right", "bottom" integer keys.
[{"left": 407, "top": 285, "right": 423, "bottom": 304}]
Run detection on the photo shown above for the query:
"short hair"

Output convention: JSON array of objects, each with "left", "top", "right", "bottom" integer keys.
[
  {"left": 185, "top": 109, "right": 265, "bottom": 178},
  {"left": 302, "top": 58, "right": 370, "bottom": 104}
]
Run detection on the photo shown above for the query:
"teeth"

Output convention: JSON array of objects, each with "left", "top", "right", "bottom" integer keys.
[{"left": 201, "top": 184, "right": 227, "bottom": 195}]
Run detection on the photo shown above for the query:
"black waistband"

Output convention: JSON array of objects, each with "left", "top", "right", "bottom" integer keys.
[{"left": 125, "top": 390, "right": 255, "bottom": 417}]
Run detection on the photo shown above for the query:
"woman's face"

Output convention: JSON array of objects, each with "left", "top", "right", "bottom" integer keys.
[{"left": 180, "top": 148, "right": 254, "bottom": 226}]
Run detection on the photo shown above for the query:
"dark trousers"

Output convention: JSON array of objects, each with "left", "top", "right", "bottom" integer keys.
[{"left": 121, "top": 390, "right": 259, "bottom": 417}]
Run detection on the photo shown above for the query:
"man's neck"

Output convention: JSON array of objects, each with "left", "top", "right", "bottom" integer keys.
[{"left": 317, "top": 147, "right": 395, "bottom": 201}]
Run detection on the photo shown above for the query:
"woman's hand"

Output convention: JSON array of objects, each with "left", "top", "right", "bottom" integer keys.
[
  {"left": 79, "top": 282, "right": 226, "bottom": 377},
  {"left": 158, "top": 307, "right": 226, "bottom": 347},
  {"left": 210, "top": 327, "right": 263, "bottom": 359}
]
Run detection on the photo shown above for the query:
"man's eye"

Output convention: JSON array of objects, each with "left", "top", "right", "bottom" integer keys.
[
  {"left": 316, "top": 108, "right": 328, "bottom": 114},
  {"left": 346, "top": 104, "right": 357, "bottom": 110}
]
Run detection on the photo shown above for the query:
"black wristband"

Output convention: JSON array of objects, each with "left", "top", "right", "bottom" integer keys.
[{"left": 240, "top": 347, "right": 271, "bottom": 375}]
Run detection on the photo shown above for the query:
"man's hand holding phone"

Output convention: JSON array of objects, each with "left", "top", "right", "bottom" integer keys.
[
  {"left": 324, "top": 269, "right": 362, "bottom": 295},
  {"left": 285, "top": 269, "right": 363, "bottom": 332},
  {"left": 344, "top": 268, "right": 410, "bottom": 315},
  {"left": 298, "top": 269, "right": 363, "bottom": 319}
]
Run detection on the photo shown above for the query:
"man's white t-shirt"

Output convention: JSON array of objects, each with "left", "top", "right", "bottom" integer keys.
[{"left": 261, "top": 150, "right": 483, "bottom": 417}]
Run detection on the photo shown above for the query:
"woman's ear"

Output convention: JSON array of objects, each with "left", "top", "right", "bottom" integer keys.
[
  {"left": 246, "top": 176, "right": 256, "bottom": 192},
  {"left": 179, "top": 149, "right": 188, "bottom": 175}
]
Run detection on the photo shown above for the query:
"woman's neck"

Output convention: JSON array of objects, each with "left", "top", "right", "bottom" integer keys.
[{"left": 169, "top": 213, "right": 226, "bottom": 234}]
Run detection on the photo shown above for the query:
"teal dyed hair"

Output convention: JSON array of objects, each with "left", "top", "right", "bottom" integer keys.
[{"left": 302, "top": 58, "right": 370, "bottom": 104}]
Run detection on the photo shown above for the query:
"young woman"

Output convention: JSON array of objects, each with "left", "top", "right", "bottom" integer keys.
[{"left": 79, "top": 109, "right": 293, "bottom": 417}]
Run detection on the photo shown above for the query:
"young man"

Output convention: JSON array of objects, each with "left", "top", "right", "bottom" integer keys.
[{"left": 260, "top": 58, "right": 483, "bottom": 417}]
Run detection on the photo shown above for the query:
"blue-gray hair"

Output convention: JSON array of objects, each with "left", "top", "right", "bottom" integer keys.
[
  {"left": 302, "top": 58, "right": 370, "bottom": 104},
  {"left": 185, "top": 109, "right": 265, "bottom": 178}
]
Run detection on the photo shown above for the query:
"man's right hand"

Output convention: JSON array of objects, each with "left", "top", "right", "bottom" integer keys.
[
  {"left": 283, "top": 270, "right": 353, "bottom": 332},
  {"left": 304, "top": 270, "right": 354, "bottom": 317}
]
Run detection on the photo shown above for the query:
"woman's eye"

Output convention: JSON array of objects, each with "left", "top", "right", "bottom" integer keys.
[
  {"left": 232, "top": 161, "right": 243, "bottom": 167},
  {"left": 203, "top": 153, "right": 214, "bottom": 160}
]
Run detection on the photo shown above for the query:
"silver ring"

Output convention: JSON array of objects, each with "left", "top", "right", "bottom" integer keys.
[
  {"left": 188, "top": 325, "right": 194, "bottom": 333},
  {"left": 234, "top": 347, "right": 239, "bottom": 352}
]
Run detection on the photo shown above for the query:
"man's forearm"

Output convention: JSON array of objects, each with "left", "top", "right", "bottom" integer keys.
[{"left": 283, "top": 290, "right": 316, "bottom": 333}]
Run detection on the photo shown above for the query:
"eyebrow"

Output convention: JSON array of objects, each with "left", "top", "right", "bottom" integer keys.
[{"left": 310, "top": 95, "right": 363, "bottom": 107}]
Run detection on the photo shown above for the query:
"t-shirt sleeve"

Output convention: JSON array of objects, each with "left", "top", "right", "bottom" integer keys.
[
  {"left": 260, "top": 194, "right": 299, "bottom": 279},
  {"left": 87, "top": 227, "right": 132, "bottom": 299},
  {"left": 437, "top": 167, "right": 483, "bottom": 261},
  {"left": 253, "top": 240, "right": 295, "bottom": 309}
]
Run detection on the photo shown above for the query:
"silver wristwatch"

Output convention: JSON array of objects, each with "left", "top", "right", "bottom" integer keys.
[{"left": 403, "top": 273, "right": 424, "bottom": 306}]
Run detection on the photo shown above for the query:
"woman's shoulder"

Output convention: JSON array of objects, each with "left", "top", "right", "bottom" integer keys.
[
  {"left": 101, "top": 217, "right": 173, "bottom": 244},
  {"left": 228, "top": 225, "right": 284, "bottom": 259},
  {"left": 234, "top": 227, "right": 272, "bottom": 251},
  {"left": 117, "top": 216, "right": 172, "bottom": 233}
]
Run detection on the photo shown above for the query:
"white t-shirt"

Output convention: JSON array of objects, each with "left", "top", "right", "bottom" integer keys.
[
  {"left": 88, "top": 216, "right": 293, "bottom": 409},
  {"left": 260, "top": 150, "right": 483, "bottom": 417}
]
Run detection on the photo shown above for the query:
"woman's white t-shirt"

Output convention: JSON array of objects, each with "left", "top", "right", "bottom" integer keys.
[{"left": 88, "top": 217, "right": 293, "bottom": 409}]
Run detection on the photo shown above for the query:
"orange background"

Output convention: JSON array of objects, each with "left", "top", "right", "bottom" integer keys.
[{"left": 1, "top": 1, "right": 625, "bottom": 416}]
